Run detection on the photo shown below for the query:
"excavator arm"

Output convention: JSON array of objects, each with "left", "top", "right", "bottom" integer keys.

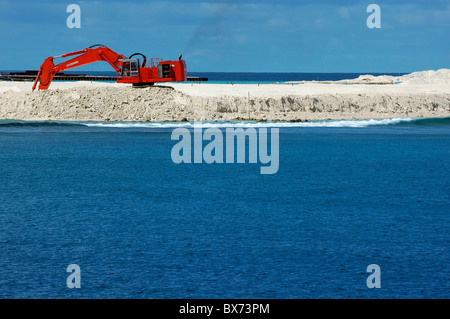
[{"left": 32, "top": 45, "right": 128, "bottom": 91}]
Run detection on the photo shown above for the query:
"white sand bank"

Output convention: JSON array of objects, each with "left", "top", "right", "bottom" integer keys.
[{"left": 0, "top": 70, "right": 449, "bottom": 121}]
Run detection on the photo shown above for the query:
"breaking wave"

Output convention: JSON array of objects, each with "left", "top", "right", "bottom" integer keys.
[{"left": 0, "top": 117, "right": 449, "bottom": 129}]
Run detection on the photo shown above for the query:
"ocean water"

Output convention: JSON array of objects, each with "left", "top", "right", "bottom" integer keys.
[
  {"left": 0, "top": 117, "right": 449, "bottom": 299},
  {"left": 186, "top": 72, "right": 407, "bottom": 84},
  {"left": 1, "top": 70, "right": 407, "bottom": 84}
]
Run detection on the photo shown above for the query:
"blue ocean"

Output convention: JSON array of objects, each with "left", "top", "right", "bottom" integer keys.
[
  {"left": 1, "top": 70, "right": 408, "bottom": 84},
  {"left": 187, "top": 72, "right": 407, "bottom": 84},
  {"left": 0, "top": 116, "right": 449, "bottom": 299}
]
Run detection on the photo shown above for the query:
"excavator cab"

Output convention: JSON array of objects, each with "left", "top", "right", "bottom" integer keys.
[{"left": 120, "top": 59, "right": 140, "bottom": 78}]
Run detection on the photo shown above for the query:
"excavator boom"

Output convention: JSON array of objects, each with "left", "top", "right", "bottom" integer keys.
[{"left": 32, "top": 45, "right": 187, "bottom": 90}]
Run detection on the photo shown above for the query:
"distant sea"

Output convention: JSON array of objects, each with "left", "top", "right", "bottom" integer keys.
[
  {"left": 187, "top": 72, "right": 408, "bottom": 84},
  {"left": 0, "top": 117, "right": 449, "bottom": 298},
  {"left": 1, "top": 70, "right": 408, "bottom": 84}
]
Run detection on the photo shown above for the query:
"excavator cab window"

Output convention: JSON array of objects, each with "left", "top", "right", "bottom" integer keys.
[
  {"left": 121, "top": 59, "right": 140, "bottom": 77},
  {"left": 158, "top": 63, "right": 171, "bottom": 79}
]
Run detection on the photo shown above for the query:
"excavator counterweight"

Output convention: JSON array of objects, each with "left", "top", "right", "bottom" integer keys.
[{"left": 32, "top": 45, "right": 187, "bottom": 91}]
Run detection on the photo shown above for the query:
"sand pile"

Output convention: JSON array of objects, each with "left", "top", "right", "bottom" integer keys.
[
  {"left": 336, "top": 69, "right": 450, "bottom": 85},
  {"left": 0, "top": 85, "right": 448, "bottom": 121},
  {"left": 0, "top": 69, "right": 449, "bottom": 121}
]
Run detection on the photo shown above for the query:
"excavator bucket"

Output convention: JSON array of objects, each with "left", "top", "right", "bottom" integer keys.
[{"left": 32, "top": 57, "right": 56, "bottom": 91}]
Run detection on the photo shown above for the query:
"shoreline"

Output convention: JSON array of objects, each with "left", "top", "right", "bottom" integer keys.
[
  {"left": 0, "top": 116, "right": 449, "bottom": 126},
  {"left": 1, "top": 69, "right": 449, "bottom": 121},
  {"left": 0, "top": 86, "right": 448, "bottom": 122}
]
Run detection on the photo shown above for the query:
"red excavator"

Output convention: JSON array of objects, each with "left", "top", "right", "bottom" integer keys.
[{"left": 32, "top": 44, "right": 187, "bottom": 90}]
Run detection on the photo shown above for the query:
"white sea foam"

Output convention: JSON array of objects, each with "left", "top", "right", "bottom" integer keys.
[{"left": 81, "top": 117, "right": 416, "bottom": 129}]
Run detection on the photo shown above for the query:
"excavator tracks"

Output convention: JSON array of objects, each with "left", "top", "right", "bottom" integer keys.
[{"left": 132, "top": 83, "right": 175, "bottom": 90}]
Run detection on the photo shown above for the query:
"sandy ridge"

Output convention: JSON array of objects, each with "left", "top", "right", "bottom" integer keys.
[
  {"left": 0, "top": 86, "right": 449, "bottom": 121},
  {"left": 1, "top": 69, "right": 449, "bottom": 121}
]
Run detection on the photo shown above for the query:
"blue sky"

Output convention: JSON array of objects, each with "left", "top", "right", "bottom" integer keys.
[{"left": 0, "top": 0, "right": 448, "bottom": 72}]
